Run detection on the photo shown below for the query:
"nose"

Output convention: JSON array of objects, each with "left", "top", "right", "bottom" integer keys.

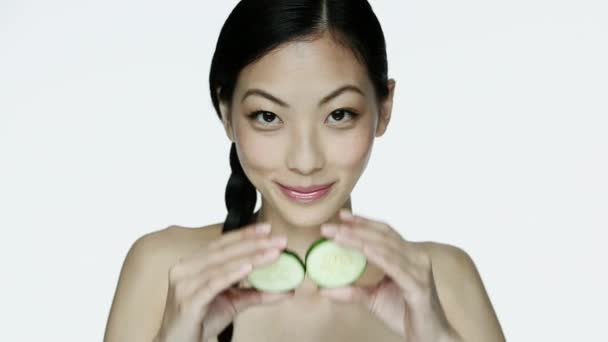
[{"left": 286, "top": 128, "right": 325, "bottom": 175}]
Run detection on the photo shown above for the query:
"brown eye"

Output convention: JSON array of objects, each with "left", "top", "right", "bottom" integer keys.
[
  {"left": 247, "top": 111, "right": 280, "bottom": 126},
  {"left": 327, "top": 109, "right": 359, "bottom": 124},
  {"left": 331, "top": 110, "right": 346, "bottom": 121},
  {"left": 260, "top": 112, "right": 276, "bottom": 123}
]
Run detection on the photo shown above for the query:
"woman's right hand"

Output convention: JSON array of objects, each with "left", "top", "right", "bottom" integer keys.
[{"left": 154, "top": 222, "right": 292, "bottom": 342}]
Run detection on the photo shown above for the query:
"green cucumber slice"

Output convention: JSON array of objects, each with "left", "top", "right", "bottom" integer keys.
[
  {"left": 305, "top": 237, "right": 367, "bottom": 288},
  {"left": 247, "top": 249, "right": 305, "bottom": 293}
]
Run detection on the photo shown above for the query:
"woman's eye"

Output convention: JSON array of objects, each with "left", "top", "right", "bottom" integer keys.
[
  {"left": 246, "top": 108, "right": 359, "bottom": 128},
  {"left": 327, "top": 109, "right": 359, "bottom": 124},
  {"left": 247, "top": 111, "right": 280, "bottom": 126}
]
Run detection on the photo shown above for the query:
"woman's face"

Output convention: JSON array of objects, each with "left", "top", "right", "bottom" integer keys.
[{"left": 218, "top": 33, "right": 395, "bottom": 226}]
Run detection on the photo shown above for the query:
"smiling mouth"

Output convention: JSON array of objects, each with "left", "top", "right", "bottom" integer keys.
[
  {"left": 275, "top": 181, "right": 336, "bottom": 202},
  {"left": 276, "top": 182, "right": 335, "bottom": 193}
]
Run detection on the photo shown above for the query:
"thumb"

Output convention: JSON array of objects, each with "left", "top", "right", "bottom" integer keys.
[{"left": 231, "top": 288, "right": 295, "bottom": 313}]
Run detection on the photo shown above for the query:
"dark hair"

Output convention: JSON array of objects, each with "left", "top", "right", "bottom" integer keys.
[{"left": 208, "top": 0, "right": 389, "bottom": 340}]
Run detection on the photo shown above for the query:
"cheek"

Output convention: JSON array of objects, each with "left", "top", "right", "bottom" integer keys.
[
  {"left": 234, "top": 129, "right": 283, "bottom": 173},
  {"left": 327, "top": 128, "right": 374, "bottom": 169}
]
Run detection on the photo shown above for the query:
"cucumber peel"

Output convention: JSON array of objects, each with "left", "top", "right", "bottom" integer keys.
[
  {"left": 247, "top": 249, "right": 305, "bottom": 293},
  {"left": 247, "top": 237, "right": 368, "bottom": 292},
  {"left": 305, "top": 237, "right": 367, "bottom": 288}
]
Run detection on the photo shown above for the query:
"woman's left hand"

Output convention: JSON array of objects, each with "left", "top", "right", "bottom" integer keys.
[{"left": 319, "top": 209, "right": 462, "bottom": 342}]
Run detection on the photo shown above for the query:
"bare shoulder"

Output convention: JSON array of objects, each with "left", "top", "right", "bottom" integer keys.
[
  {"left": 104, "top": 223, "right": 224, "bottom": 342},
  {"left": 125, "top": 222, "right": 225, "bottom": 269},
  {"left": 420, "top": 241, "right": 474, "bottom": 272},
  {"left": 420, "top": 241, "right": 506, "bottom": 342},
  {"left": 165, "top": 222, "right": 225, "bottom": 252}
]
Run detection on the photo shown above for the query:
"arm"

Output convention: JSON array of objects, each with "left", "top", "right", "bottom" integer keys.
[
  {"left": 426, "top": 242, "right": 506, "bottom": 342},
  {"left": 103, "top": 227, "right": 174, "bottom": 342}
]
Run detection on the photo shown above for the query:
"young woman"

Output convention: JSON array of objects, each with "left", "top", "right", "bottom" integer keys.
[{"left": 104, "top": 1, "right": 505, "bottom": 341}]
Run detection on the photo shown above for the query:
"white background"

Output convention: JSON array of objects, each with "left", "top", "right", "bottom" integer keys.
[{"left": 1, "top": 0, "right": 606, "bottom": 341}]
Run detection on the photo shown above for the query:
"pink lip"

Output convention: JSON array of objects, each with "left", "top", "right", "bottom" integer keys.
[
  {"left": 276, "top": 181, "right": 335, "bottom": 202},
  {"left": 276, "top": 182, "right": 335, "bottom": 193}
]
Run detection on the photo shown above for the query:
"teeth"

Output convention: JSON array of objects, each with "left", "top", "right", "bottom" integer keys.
[
  {"left": 279, "top": 183, "right": 331, "bottom": 201},
  {"left": 294, "top": 190, "right": 315, "bottom": 194},
  {"left": 289, "top": 188, "right": 326, "bottom": 199}
]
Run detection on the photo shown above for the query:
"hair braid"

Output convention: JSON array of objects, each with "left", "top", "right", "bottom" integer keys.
[{"left": 218, "top": 142, "right": 258, "bottom": 342}]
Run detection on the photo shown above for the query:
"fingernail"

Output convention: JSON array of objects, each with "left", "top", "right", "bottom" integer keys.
[
  {"left": 256, "top": 223, "right": 271, "bottom": 234},
  {"left": 273, "top": 236, "right": 288, "bottom": 246}
]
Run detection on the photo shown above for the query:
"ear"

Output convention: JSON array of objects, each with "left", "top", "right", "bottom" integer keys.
[
  {"left": 375, "top": 79, "right": 396, "bottom": 138},
  {"left": 217, "top": 87, "right": 235, "bottom": 143}
]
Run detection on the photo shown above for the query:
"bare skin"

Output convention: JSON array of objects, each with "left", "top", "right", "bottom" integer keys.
[
  {"left": 103, "top": 220, "right": 504, "bottom": 342},
  {"left": 178, "top": 220, "right": 405, "bottom": 342},
  {"left": 104, "top": 32, "right": 505, "bottom": 342}
]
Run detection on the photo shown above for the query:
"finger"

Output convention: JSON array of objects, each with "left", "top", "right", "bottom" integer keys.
[
  {"left": 177, "top": 222, "right": 269, "bottom": 268},
  {"left": 189, "top": 248, "right": 290, "bottom": 312},
  {"left": 322, "top": 223, "right": 402, "bottom": 260},
  {"left": 189, "top": 261, "right": 255, "bottom": 312},
  {"left": 321, "top": 228, "right": 404, "bottom": 289},
  {"left": 183, "top": 246, "right": 284, "bottom": 297},
  {"left": 209, "top": 222, "right": 273, "bottom": 252},
  {"left": 324, "top": 222, "right": 425, "bottom": 278},
  {"left": 339, "top": 209, "right": 399, "bottom": 238},
  {"left": 349, "top": 218, "right": 404, "bottom": 243},
  {"left": 323, "top": 222, "right": 403, "bottom": 253},
  {"left": 201, "top": 247, "right": 283, "bottom": 287},
  {"left": 172, "top": 233, "right": 287, "bottom": 280},
  {"left": 362, "top": 245, "right": 420, "bottom": 298}
]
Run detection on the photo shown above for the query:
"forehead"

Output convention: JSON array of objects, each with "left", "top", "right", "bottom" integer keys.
[{"left": 234, "top": 34, "right": 372, "bottom": 102}]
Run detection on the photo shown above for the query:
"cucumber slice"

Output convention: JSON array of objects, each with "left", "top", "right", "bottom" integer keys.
[
  {"left": 247, "top": 249, "right": 305, "bottom": 293},
  {"left": 305, "top": 237, "right": 367, "bottom": 288}
]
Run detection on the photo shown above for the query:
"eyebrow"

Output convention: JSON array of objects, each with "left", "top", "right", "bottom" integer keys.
[{"left": 240, "top": 84, "right": 365, "bottom": 108}]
